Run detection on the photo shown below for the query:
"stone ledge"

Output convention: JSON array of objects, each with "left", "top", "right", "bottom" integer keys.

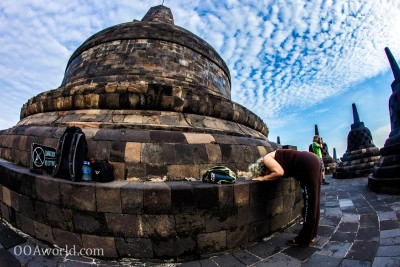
[{"left": 0, "top": 158, "right": 301, "bottom": 261}]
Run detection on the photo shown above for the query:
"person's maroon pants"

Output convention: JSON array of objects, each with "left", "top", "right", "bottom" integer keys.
[{"left": 295, "top": 152, "right": 322, "bottom": 244}]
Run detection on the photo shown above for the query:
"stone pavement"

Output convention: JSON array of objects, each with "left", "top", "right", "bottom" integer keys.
[{"left": 1, "top": 175, "right": 400, "bottom": 266}]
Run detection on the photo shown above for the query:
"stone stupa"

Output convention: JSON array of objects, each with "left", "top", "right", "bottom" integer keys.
[
  {"left": 0, "top": 5, "right": 302, "bottom": 260},
  {"left": 334, "top": 103, "right": 380, "bottom": 178},
  {"left": 369, "top": 47, "right": 400, "bottom": 194},
  {"left": 0, "top": 5, "right": 276, "bottom": 181}
]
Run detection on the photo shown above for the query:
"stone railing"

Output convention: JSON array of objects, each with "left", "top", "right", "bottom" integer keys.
[{"left": 0, "top": 159, "right": 302, "bottom": 262}]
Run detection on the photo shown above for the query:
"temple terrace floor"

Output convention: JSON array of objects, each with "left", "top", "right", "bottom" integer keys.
[{"left": 1, "top": 175, "right": 400, "bottom": 267}]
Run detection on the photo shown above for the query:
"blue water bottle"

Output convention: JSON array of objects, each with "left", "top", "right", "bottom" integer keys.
[{"left": 82, "top": 161, "right": 92, "bottom": 181}]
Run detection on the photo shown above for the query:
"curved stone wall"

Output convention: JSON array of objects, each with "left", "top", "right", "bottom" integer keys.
[
  {"left": 63, "top": 38, "right": 230, "bottom": 99},
  {"left": 0, "top": 160, "right": 302, "bottom": 261},
  {"left": 0, "top": 110, "right": 275, "bottom": 181},
  {"left": 20, "top": 84, "right": 267, "bottom": 136}
]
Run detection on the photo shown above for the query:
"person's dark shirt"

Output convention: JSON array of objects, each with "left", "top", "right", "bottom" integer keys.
[{"left": 274, "top": 149, "right": 298, "bottom": 178}]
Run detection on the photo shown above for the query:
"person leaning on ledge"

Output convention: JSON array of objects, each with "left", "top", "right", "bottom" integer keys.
[{"left": 251, "top": 149, "right": 322, "bottom": 246}]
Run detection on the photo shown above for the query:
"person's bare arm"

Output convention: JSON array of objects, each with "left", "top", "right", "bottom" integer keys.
[{"left": 253, "top": 151, "right": 284, "bottom": 181}]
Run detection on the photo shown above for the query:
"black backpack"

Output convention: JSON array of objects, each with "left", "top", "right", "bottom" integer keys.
[{"left": 53, "top": 126, "right": 88, "bottom": 182}]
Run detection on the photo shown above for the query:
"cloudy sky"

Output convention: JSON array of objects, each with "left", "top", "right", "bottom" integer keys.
[{"left": 1, "top": 0, "right": 400, "bottom": 158}]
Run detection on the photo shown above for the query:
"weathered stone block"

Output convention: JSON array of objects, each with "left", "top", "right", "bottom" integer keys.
[
  {"left": 149, "top": 130, "right": 186, "bottom": 143},
  {"left": 96, "top": 185, "right": 122, "bottom": 213},
  {"left": 175, "top": 213, "right": 205, "bottom": 237},
  {"left": 205, "top": 209, "right": 237, "bottom": 232},
  {"left": 141, "top": 214, "right": 176, "bottom": 238},
  {"left": 60, "top": 183, "right": 96, "bottom": 211},
  {"left": 46, "top": 203, "right": 73, "bottom": 231},
  {"left": 34, "top": 200, "right": 47, "bottom": 223},
  {"left": 183, "top": 133, "right": 215, "bottom": 144},
  {"left": 105, "top": 213, "right": 140, "bottom": 237},
  {"left": 192, "top": 182, "right": 218, "bottom": 211},
  {"left": 110, "top": 141, "right": 125, "bottom": 162},
  {"left": 110, "top": 162, "right": 125, "bottom": 180},
  {"left": 227, "top": 225, "right": 249, "bottom": 249},
  {"left": 35, "top": 177, "right": 60, "bottom": 205},
  {"left": 82, "top": 234, "right": 118, "bottom": 258},
  {"left": 120, "top": 182, "right": 143, "bottom": 214},
  {"left": 167, "top": 165, "right": 199, "bottom": 181},
  {"left": 2, "top": 186, "right": 11, "bottom": 206},
  {"left": 248, "top": 220, "right": 269, "bottom": 242},
  {"left": 234, "top": 180, "right": 250, "bottom": 207},
  {"left": 19, "top": 214, "right": 36, "bottom": 237},
  {"left": 191, "top": 144, "right": 209, "bottom": 164},
  {"left": 115, "top": 237, "right": 153, "bottom": 258},
  {"left": 53, "top": 228, "right": 83, "bottom": 249},
  {"left": 174, "top": 144, "right": 194, "bottom": 164},
  {"left": 218, "top": 185, "right": 234, "bottom": 209},
  {"left": 16, "top": 195, "right": 34, "bottom": 220},
  {"left": 125, "top": 142, "right": 141, "bottom": 163},
  {"left": 143, "top": 182, "right": 171, "bottom": 214},
  {"left": 34, "top": 220, "right": 55, "bottom": 244},
  {"left": 72, "top": 210, "right": 107, "bottom": 235},
  {"left": 152, "top": 236, "right": 196, "bottom": 258},
  {"left": 168, "top": 182, "right": 195, "bottom": 213},
  {"left": 197, "top": 231, "right": 226, "bottom": 254}
]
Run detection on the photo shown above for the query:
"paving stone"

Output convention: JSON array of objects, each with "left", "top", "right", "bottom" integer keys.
[
  {"left": 232, "top": 250, "right": 260, "bottom": 265},
  {"left": 179, "top": 260, "right": 202, "bottom": 267},
  {"left": 254, "top": 252, "right": 301, "bottom": 267},
  {"left": 330, "top": 232, "right": 356, "bottom": 243},
  {"left": 357, "top": 207, "right": 376, "bottom": 215},
  {"left": 342, "top": 213, "right": 360, "bottom": 223},
  {"left": 245, "top": 240, "right": 281, "bottom": 259},
  {"left": 198, "top": 258, "right": 218, "bottom": 266},
  {"left": 325, "top": 201, "right": 340, "bottom": 208},
  {"left": 0, "top": 228, "right": 26, "bottom": 249},
  {"left": 372, "top": 257, "right": 400, "bottom": 267},
  {"left": 302, "top": 253, "right": 342, "bottom": 267},
  {"left": 376, "top": 245, "right": 400, "bottom": 257},
  {"left": 379, "top": 219, "right": 400, "bottom": 230},
  {"left": 377, "top": 211, "right": 397, "bottom": 221},
  {"left": 345, "top": 241, "right": 378, "bottom": 261},
  {"left": 360, "top": 214, "right": 379, "bottom": 228},
  {"left": 337, "top": 222, "right": 359, "bottom": 233},
  {"left": 282, "top": 246, "right": 319, "bottom": 261},
  {"left": 325, "top": 207, "right": 342, "bottom": 217},
  {"left": 0, "top": 246, "right": 22, "bottom": 267},
  {"left": 319, "top": 216, "right": 341, "bottom": 227},
  {"left": 379, "top": 236, "right": 400, "bottom": 246},
  {"left": 318, "top": 225, "right": 336, "bottom": 237},
  {"left": 211, "top": 254, "right": 246, "bottom": 266},
  {"left": 339, "top": 199, "right": 354, "bottom": 208},
  {"left": 356, "top": 227, "right": 379, "bottom": 242},
  {"left": 20, "top": 254, "right": 65, "bottom": 267},
  {"left": 380, "top": 228, "right": 400, "bottom": 239},
  {"left": 319, "top": 241, "right": 352, "bottom": 258},
  {"left": 340, "top": 259, "right": 372, "bottom": 267}
]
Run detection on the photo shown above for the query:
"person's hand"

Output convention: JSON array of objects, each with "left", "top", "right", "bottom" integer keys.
[{"left": 253, "top": 176, "right": 265, "bottom": 181}]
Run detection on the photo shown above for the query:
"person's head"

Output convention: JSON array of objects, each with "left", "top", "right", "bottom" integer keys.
[
  {"left": 313, "top": 135, "right": 319, "bottom": 142},
  {"left": 247, "top": 157, "right": 271, "bottom": 179}
]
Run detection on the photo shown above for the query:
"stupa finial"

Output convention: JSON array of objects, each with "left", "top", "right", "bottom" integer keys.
[
  {"left": 314, "top": 124, "right": 319, "bottom": 136},
  {"left": 385, "top": 47, "right": 400, "bottom": 81},
  {"left": 277, "top": 136, "right": 281, "bottom": 144},
  {"left": 352, "top": 103, "right": 360, "bottom": 124},
  {"left": 142, "top": 5, "right": 174, "bottom": 24}
]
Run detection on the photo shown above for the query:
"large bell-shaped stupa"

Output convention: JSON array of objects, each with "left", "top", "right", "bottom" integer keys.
[
  {"left": 0, "top": 5, "right": 275, "bottom": 181},
  {"left": 0, "top": 6, "right": 302, "bottom": 261}
]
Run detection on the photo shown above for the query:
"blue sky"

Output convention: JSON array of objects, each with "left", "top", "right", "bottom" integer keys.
[{"left": 0, "top": 0, "right": 399, "bottom": 158}]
